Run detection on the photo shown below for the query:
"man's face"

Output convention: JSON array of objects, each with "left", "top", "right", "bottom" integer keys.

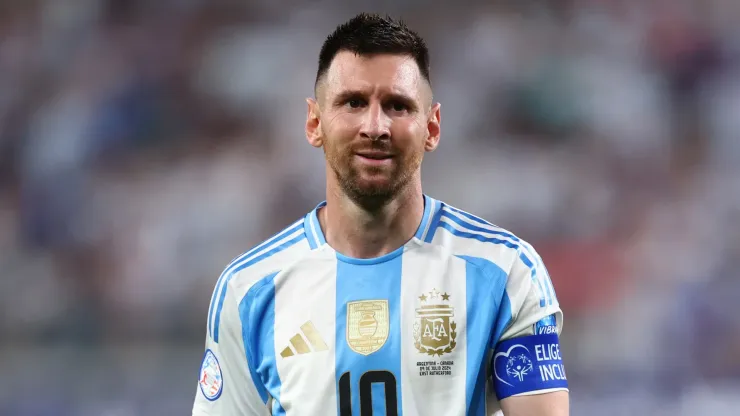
[{"left": 310, "top": 51, "right": 439, "bottom": 204}]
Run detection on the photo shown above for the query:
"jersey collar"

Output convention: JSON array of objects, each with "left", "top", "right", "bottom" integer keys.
[{"left": 303, "top": 194, "right": 439, "bottom": 251}]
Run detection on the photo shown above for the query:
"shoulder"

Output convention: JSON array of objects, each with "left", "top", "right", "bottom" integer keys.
[
  {"left": 426, "top": 198, "right": 559, "bottom": 312},
  {"left": 221, "top": 217, "right": 315, "bottom": 297},
  {"left": 424, "top": 198, "right": 543, "bottom": 276},
  {"left": 206, "top": 216, "right": 316, "bottom": 341}
]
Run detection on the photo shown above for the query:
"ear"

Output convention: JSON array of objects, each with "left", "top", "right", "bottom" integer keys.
[
  {"left": 306, "top": 98, "right": 323, "bottom": 148},
  {"left": 424, "top": 102, "right": 441, "bottom": 152}
]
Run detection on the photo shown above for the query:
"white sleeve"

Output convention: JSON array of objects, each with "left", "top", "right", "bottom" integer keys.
[
  {"left": 499, "top": 243, "right": 563, "bottom": 341},
  {"left": 193, "top": 280, "right": 271, "bottom": 416},
  {"left": 490, "top": 242, "right": 568, "bottom": 400}
]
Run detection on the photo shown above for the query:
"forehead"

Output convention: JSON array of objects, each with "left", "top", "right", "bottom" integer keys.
[{"left": 323, "top": 51, "right": 425, "bottom": 99}]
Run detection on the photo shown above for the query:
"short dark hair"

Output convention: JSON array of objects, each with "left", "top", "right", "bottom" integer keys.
[{"left": 315, "top": 13, "right": 431, "bottom": 90}]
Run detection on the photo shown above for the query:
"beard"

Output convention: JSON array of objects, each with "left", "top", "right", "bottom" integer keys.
[{"left": 324, "top": 140, "right": 422, "bottom": 210}]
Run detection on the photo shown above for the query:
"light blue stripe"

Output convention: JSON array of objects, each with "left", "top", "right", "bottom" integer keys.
[
  {"left": 440, "top": 210, "right": 541, "bottom": 284},
  {"left": 335, "top": 253, "right": 404, "bottom": 416},
  {"left": 314, "top": 207, "right": 327, "bottom": 246},
  {"left": 239, "top": 271, "right": 285, "bottom": 414},
  {"left": 420, "top": 199, "right": 441, "bottom": 242},
  {"left": 489, "top": 293, "right": 513, "bottom": 403},
  {"left": 530, "top": 255, "right": 554, "bottom": 306},
  {"left": 441, "top": 210, "right": 519, "bottom": 241},
  {"left": 309, "top": 202, "right": 327, "bottom": 247},
  {"left": 443, "top": 205, "right": 542, "bottom": 266},
  {"left": 457, "top": 255, "right": 508, "bottom": 416},
  {"left": 239, "top": 273, "right": 277, "bottom": 403},
  {"left": 491, "top": 293, "right": 513, "bottom": 348},
  {"left": 210, "top": 220, "right": 301, "bottom": 328},
  {"left": 443, "top": 208, "right": 544, "bottom": 284},
  {"left": 414, "top": 194, "right": 434, "bottom": 240},
  {"left": 423, "top": 201, "right": 446, "bottom": 243},
  {"left": 213, "top": 233, "right": 305, "bottom": 342},
  {"left": 437, "top": 219, "right": 546, "bottom": 308},
  {"left": 304, "top": 213, "right": 318, "bottom": 249},
  {"left": 518, "top": 253, "right": 547, "bottom": 307},
  {"left": 445, "top": 205, "right": 495, "bottom": 228},
  {"left": 442, "top": 210, "right": 520, "bottom": 243},
  {"left": 208, "top": 220, "right": 303, "bottom": 338},
  {"left": 541, "top": 261, "right": 556, "bottom": 306},
  {"left": 520, "top": 241, "right": 554, "bottom": 306},
  {"left": 438, "top": 222, "right": 520, "bottom": 250}
]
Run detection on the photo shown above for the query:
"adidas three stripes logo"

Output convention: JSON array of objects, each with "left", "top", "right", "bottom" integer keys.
[{"left": 280, "top": 321, "right": 328, "bottom": 358}]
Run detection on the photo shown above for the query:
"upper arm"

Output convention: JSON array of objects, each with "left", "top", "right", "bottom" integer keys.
[
  {"left": 500, "top": 390, "right": 569, "bottom": 416},
  {"left": 193, "top": 278, "right": 271, "bottom": 416},
  {"left": 490, "top": 243, "right": 569, "bottom": 413}
]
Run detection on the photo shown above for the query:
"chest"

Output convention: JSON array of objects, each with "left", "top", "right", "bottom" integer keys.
[{"left": 248, "top": 252, "right": 508, "bottom": 414}]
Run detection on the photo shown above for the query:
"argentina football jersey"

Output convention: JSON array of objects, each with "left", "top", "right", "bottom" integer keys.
[{"left": 193, "top": 195, "right": 567, "bottom": 416}]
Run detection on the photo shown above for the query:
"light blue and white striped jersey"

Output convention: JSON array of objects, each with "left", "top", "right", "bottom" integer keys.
[{"left": 193, "top": 195, "right": 567, "bottom": 416}]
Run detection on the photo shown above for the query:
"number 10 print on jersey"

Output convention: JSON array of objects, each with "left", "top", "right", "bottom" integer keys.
[{"left": 339, "top": 371, "right": 398, "bottom": 416}]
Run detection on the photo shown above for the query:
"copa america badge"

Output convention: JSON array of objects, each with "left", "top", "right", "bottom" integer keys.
[{"left": 199, "top": 349, "right": 224, "bottom": 401}]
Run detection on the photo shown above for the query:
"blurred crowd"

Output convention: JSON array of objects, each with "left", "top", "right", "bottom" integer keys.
[{"left": 1, "top": 0, "right": 739, "bottom": 414}]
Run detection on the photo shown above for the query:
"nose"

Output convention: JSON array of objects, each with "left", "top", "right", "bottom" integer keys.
[{"left": 359, "top": 102, "right": 391, "bottom": 141}]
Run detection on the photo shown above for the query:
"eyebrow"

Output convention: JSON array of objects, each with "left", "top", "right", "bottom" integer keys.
[{"left": 332, "top": 89, "right": 419, "bottom": 109}]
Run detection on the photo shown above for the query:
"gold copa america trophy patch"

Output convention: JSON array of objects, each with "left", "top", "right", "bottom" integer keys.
[{"left": 346, "top": 300, "right": 389, "bottom": 356}]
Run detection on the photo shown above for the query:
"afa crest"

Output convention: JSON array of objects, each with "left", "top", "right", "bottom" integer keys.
[{"left": 413, "top": 289, "right": 457, "bottom": 356}]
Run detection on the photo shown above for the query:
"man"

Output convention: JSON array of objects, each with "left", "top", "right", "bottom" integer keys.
[{"left": 193, "top": 13, "right": 569, "bottom": 416}]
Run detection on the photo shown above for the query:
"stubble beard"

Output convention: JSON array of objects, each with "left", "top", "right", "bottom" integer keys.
[{"left": 326, "top": 147, "right": 422, "bottom": 212}]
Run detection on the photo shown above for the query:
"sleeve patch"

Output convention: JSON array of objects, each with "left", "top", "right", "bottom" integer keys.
[
  {"left": 534, "top": 314, "right": 557, "bottom": 335},
  {"left": 199, "top": 349, "right": 224, "bottom": 401},
  {"left": 492, "top": 333, "right": 567, "bottom": 399}
]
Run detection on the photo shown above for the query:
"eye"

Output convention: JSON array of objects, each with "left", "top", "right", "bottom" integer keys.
[
  {"left": 389, "top": 101, "right": 408, "bottom": 112},
  {"left": 348, "top": 98, "right": 363, "bottom": 108}
]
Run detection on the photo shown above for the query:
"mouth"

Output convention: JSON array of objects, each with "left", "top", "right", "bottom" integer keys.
[{"left": 355, "top": 151, "right": 393, "bottom": 166}]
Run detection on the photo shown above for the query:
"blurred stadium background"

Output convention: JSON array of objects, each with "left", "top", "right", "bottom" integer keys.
[{"left": 1, "top": 0, "right": 739, "bottom": 415}]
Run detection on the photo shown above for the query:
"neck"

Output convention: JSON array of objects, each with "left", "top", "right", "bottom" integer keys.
[{"left": 319, "top": 181, "right": 424, "bottom": 259}]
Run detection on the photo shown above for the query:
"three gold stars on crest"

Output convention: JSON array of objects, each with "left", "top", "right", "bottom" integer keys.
[{"left": 419, "top": 288, "right": 450, "bottom": 302}]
